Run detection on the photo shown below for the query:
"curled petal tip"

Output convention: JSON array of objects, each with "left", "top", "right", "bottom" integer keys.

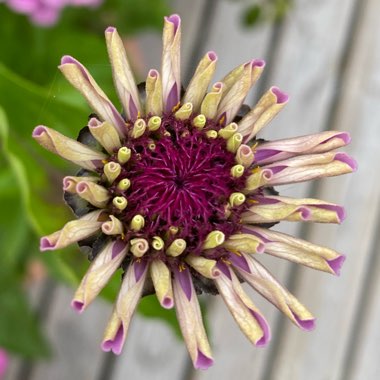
[
  {"left": 162, "top": 297, "right": 174, "bottom": 309},
  {"left": 105, "top": 26, "right": 116, "bottom": 33},
  {"left": 299, "top": 207, "right": 312, "bottom": 220},
  {"left": 339, "top": 131, "right": 351, "bottom": 145},
  {"left": 165, "top": 14, "right": 181, "bottom": 31},
  {"left": 32, "top": 125, "right": 47, "bottom": 138},
  {"left": 251, "top": 311, "right": 271, "bottom": 347},
  {"left": 257, "top": 242, "right": 265, "bottom": 254},
  {"left": 60, "top": 55, "right": 76, "bottom": 65},
  {"left": 250, "top": 59, "right": 266, "bottom": 68},
  {"left": 207, "top": 51, "right": 218, "bottom": 61},
  {"left": 148, "top": 69, "right": 159, "bottom": 78},
  {"left": 271, "top": 86, "right": 289, "bottom": 104},
  {"left": 40, "top": 237, "right": 55, "bottom": 251},
  {"left": 195, "top": 350, "right": 214, "bottom": 370},
  {"left": 71, "top": 300, "right": 85, "bottom": 314},
  {"left": 327, "top": 255, "right": 346, "bottom": 276},
  {"left": 292, "top": 313, "right": 316, "bottom": 331},
  {"left": 101, "top": 325, "right": 124, "bottom": 355},
  {"left": 335, "top": 152, "right": 358, "bottom": 171}
]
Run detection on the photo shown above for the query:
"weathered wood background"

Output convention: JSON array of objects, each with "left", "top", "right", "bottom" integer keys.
[{"left": 5, "top": 0, "right": 380, "bottom": 379}]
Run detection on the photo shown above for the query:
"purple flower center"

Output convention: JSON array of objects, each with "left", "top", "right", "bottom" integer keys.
[{"left": 108, "top": 114, "right": 247, "bottom": 255}]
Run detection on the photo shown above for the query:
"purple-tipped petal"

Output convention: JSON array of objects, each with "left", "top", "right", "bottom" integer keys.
[
  {"left": 101, "top": 324, "right": 124, "bottom": 355},
  {"left": 207, "top": 51, "right": 217, "bottom": 61},
  {"left": 111, "top": 240, "right": 127, "bottom": 259},
  {"left": 229, "top": 253, "right": 250, "bottom": 273},
  {"left": 251, "top": 310, "right": 271, "bottom": 347},
  {"left": 165, "top": 83, "right": 179, "bottom": 112},
  {"left": 327, "top": 255, "right": 346, "bottom": 276},
  {"left": 40, "top": 236, "right": 55, "bottom": 251},
  {"left": 32, "top": 125, "right": 46, "bottom": 138},
  {"left": 174, "top": 266, "right": 193, "bottom": 301},
  {"left": 291, "top": 312, "right": 316, "bottom": 331},
  {"left": 71, "top": 300, "right": 85, "bottom": 314},
  {"left": 195, "top": 350, "right": 214, "bottom": 370},
  {"left": 134, "top": 260, "right": 148, "bottom": 282},
  {"left": 165, "top": 13, "right": 181, "bottom": 32},
  {"left": 162, "top": 296, "right": 174, "bottom": 309},
  {"left": 271, "top": 86, "right": 289, "bottom": 104},
  {"left": 318, "top": 204, "right": 346, "bottom": 223},
  {"left": 335, "top": 152, "right": 358, "bottom": 171}
]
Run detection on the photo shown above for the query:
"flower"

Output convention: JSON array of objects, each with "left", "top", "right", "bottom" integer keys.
[
  {"left": 32, "top": 14, "right": 356, "bottom": 369},
  {"left": 0, "top": 348, "right": 8, "bottom": 379},
  {"left": 4, "top": 0, "right": 103, "bottom": 27}
]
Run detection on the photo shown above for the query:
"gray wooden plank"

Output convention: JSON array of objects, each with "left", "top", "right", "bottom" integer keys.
[
  {"left": 29, "top": 285, "right": 109, "bottom": 380},
  {"left": 110, "top": 316, "right": 188, "bottom": 380},
  {"left": 192, "top": 0, "right": 359, "bottom": 379},
  {"left": 266, "top": 0, "right": 380, "bottom": 378}
]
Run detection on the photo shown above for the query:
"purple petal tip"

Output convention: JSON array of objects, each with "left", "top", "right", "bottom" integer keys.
[
  {"left": 327, "top": 255, "right": 346, "bottom": 276},
  {"left": 32, "top": 125, "right": 46, "bottom": 138},
  {"left": 252, "top": 311, "right": 271, "bottom": 347},
  {"left": 71, "top": 300, "right": 85, "bottom": 314},
  {"left": 335, "top": 152, "right": 358, "bottom": 171},
  {"left": 162, "top": 297, "right": 174, "bottom": 309},
  {"left": 207, "top": 51, "right": 217, "bottom": 61},
  {"left": 40, "top": 237, "right": 55, "bottom": 251},
  {"left": 293, "top": 313, "right": 316, "bottom": 331},
  {"left": 101, "top": 325, "right": 124, "bottom": 355},
  {"left": 60, "top": 55, "right": 76, "bottom": 65},
  {"left": 166, "top": 14, "right": 181, "bottom": 32},
  {"left": 253, "top": 59, "right": 266, "bottom": 68},
  {"left": 195, "top": 350, "right": 214, "bottom": 370},
  {"left": 106, "top": 26, "right": 116, "bottom": 33},
  {"left": 339, "top": 132, "right": 351, "bottom": 145},
  {"left": 271, "top": 86, "right": 289, "bottom": 104}
]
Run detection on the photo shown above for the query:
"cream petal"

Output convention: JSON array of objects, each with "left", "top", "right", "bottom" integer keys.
[
  {"left": 183, "top": 51, "right": 218, "bottom": 111},
  {"left": 242, "top": 196, "right": 345, "bottom": 224},
  {"left": 161, "top": 14, "right": 181, "bottom": 112},
  {"left": 40, "top": 210, "right": 105, "bottom": 251},
  {"left": 32, "top": 125, "right": 106, "bottom": 171},
  {"left": 145, "top": 69, "right": 163, "bottom": 116},
  {"left": 88, "top": 117, "right": 121, "bottom": 154},
  {"left": 59, "top": 56, "right": 126, "bottom": 135},
  {"left": 217, "top": 60, "right": 265, "bottom": 124},
  {"left": 232, "top": 252, "right": 315, "bottom": 330},
  {"left": 173, "top": 267, "right": 214, "bottom": 369},
  {"left": 223, "top": 233, "right": 265, "bottom": 254},
  {"left": 200, "top": 82, "right": 224, "bottom": 120},
  {"left": 254, "top": 131, "right": 351, "bottom": 165},
  {"left": 185, "top": 255, "right": 221, "bottom": 279},
  {"left": 101, "top": 215, "right": 124, "bottom": 235},
  {"left": 244, "top": 226, "right": 345, "bottom": 275},
  {"left": 76, "top": 181, "right": 110, "bottom": 208},
  {"left": 105, "top": 27, "right": 141, "bottom": 120},
  {"left": 254, "top": 152, "right": 357, "bottom": 188},
  {"left": 102, "top": 260, "right": 148, "bottom": 355},
  {"left": 236, "top": 144, "right": 255, "bottom": 167},
  {"left": 71, "top": 240, "right": 128, "bottom": 313},
  {"left": 63, "top": 175, "right": 98, "bottom": 193},
  {"left": 150, "top": 260, "right": 174, "bottom": 308},
  {"left": 214, "top": 262, "right": 270, "bottom": 346},
  {"left": 238, "top": 86, "right": 289, "bottom": 141}
]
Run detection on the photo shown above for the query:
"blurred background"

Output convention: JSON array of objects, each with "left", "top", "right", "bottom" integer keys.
[{"left": 0, "top": 0, "right": 378, "bottom": 379}]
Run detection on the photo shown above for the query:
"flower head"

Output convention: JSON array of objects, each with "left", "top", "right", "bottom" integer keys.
[
  {"left": 32, "top": 14, "right": 356, "bottom": 369},
  {"left": 5, "top": 0, "right": 102, "bottom": 27}
]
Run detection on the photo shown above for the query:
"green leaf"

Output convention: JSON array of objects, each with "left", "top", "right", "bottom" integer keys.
[{"left": 242, "top": 4, "right": 262, "bottom": 27}]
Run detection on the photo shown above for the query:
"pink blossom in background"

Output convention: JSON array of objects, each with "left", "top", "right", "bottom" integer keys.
[
  {"left": 3, "top": 0, "right": 103, "bottom": 27},
  {"left": 0, "top": 349, "right": 8, "bottom": 379}
]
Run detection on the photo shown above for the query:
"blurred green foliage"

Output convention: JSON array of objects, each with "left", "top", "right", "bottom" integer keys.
[
  {"left": 0, "top": 0, "right": 170, "bottom": 359},
  {"left": 238, "top": 0, "right": 293, "bottom": 27}
]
